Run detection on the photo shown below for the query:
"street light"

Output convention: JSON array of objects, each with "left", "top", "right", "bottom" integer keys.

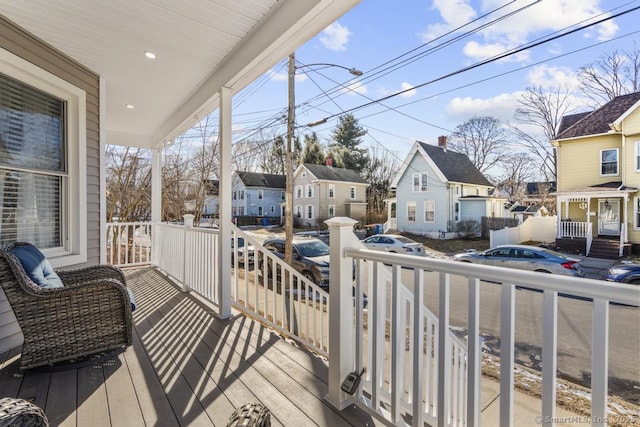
[{"left": 284, "top": 53, "right": 363, "bottom": 263}]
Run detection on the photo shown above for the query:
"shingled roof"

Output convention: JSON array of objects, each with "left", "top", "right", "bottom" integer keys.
[
  {"left": 417, "top": 142, "right": 492, "bottom": 186},
  {"left": 301, "top": 163, "right": 368, "bottom": 184},
  {"left": 235, "top": 171, "right": 286, "bottom": 188},
  {"left": 555, "top": 92, "right": 640, "bottom": 139}
]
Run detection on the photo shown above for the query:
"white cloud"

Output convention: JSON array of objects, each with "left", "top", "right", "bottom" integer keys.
[
  {"left": 525, "top": 65, "right": 579, "bottom": 90},
  {"left": 268, "top": 69, "right": 308, "bottom": 83},
  {"left": 341, "top": 80, "right": 368, "bottom": 95},
  {"left": 398, "top": 82, "right": 417, "bottom": 98},
  {"left": 428, "top": 0, "right": 620, "bottom": 63},
  {"left": 446, "top": 92, "right": 523, "bottom": 123},
  {"left": 320, "top": 22, "right": 352, "bottom": 52},
  {"left": 421, "top": 0, "right": 476, "bottom": 41}
]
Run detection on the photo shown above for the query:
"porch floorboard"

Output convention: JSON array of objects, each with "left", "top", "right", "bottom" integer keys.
[{"left": 0, "top": 267, "right": 379, "bottom": 426}]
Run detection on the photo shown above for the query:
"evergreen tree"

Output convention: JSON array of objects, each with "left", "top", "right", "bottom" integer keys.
[
  {"left": 261, "top": 135, "right": 286, "bottom": 175},
  {"left": 302, "top": 132, "right": 325, "bottom": 165},
  {"left": 327, "top": 113, "right": 369, "bottom": 172}
]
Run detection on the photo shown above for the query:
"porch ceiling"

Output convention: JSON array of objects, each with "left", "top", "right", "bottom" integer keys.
[{"left": 0, "top": 0, "right": 360, "bottom": 148}]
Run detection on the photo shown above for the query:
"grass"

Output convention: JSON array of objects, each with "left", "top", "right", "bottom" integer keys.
[{"left": 400, "top": 232, "right": 490, "bottom": 256}]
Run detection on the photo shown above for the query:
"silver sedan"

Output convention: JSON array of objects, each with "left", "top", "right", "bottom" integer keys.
[
  {"left": 362, "top": 234, "right": 428, "bottom": 256},
  {"left": 452, "top": 244, "right": 585, "bottom": 277}
]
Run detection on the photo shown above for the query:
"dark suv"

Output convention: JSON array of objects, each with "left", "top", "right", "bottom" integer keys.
[{"left": 260, "top": 237, "right": 330, "bottom": 288}]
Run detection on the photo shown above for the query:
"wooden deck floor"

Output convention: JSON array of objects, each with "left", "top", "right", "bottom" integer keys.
[{"left": 0, "top": 267, "right": 381, "bottom": 426}]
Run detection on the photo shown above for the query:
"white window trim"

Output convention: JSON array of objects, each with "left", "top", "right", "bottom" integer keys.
[
  {"left": 350, "top": 186, "right": 356, "bottom": 200},
  {"left": 306, "top": 204, "right": 314, "bottom": 220},
  {"left": 305, "top": 184, "right": 314, "bottom": 198},
  {"left": 407, "top": 201, "right": 416, "bottom": 222},
  {"left": 295, "top": 185, "right": 302, "bottom": 199},
  {"left": 600, "top": 148, "right": 619, "bottom": 176},
  {"left": 635, "top": 141, "right": 640, "bottom": 172},
  {"left": 257, "top": 189, "right": 263, "bottom": 200},
  {"left": 328, "top": 204, "right": 335, "bottom": 218},
  {"left": 328, "top": 184, "right": 335, "bottom": 199},
  {"left": 635, "top": 197, "right": 640, "bottom": 230},
  {"left": 424, "top": 200, "right": 435, "bottom": 223},
  {"left": 1, "top": 48, "right": 87, "bottom": 267}
]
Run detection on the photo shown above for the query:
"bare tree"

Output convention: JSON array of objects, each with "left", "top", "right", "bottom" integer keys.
[
  {"left": 106, "top": 146, "right": 151, "bottom": 222},
  {"left": 497, "top": 152, "right": 535, "bottom": 202},
  {"left": 578, "top": 44, "right": 640, "bottom": 107},
  {"left": 513, "top": 84, "right": 574, "bottom": 181},
  {"left": 363, "top": 145, "right": 401, "bottom": 220},
  {"left": 448, "top": 116, "right": 510, "bottom": 174}
]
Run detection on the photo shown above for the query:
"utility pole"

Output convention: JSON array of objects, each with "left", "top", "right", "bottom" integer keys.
[{"left": 285, "top": 52, "right": 295, "bottom": 264}]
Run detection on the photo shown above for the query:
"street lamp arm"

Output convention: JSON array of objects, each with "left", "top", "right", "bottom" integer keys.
[{"left": 296, "top": 62, "right": 363, "bottom": 76}]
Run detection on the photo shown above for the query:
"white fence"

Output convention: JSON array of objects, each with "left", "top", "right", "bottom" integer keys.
[
  {"left": 329, "top": 217, "right": 640, "bottom": 427},
  {"left": 490, "top": 216, "right": 557, "bottom": 248},
  {"left": 106, "top": 222, "right": 152, "bottom": 266}
]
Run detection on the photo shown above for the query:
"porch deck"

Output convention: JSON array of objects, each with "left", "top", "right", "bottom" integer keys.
[{"left": 0, "top": 267, "right": 379, "bottom": 427}]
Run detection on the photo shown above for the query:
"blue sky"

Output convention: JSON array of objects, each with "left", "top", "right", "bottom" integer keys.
[{"left": 231, "top": 0, "right": 640, "bottom": 163}]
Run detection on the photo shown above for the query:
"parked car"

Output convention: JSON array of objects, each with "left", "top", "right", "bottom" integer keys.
[
  {"left": 605, "top": 263, "right": 640, "bottom": 284},
  {"left": 260, "top": 237, "right": 331, "bottom": 288},
  {"left": 231, "top": 236, "right": 255, "bottom": 266},
  {"left": 259, "top": 236, "right": 367, "bottom": 307},
  {"left": 452, "top": 244, "right": 585, "bottom": 277},
  {"left": 362, "top": 234, "right": 427, "bottom": 256}
]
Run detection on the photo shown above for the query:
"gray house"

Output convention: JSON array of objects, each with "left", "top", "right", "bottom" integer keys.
[
  {"left": 232, "top": 171, "right": 286, "bottom": 219},
  {"left": 390, "top": 138, "right": 506, "bottom": 237},
  {"left": 293, "top": 163, "right": 369, "bottom": 227}
]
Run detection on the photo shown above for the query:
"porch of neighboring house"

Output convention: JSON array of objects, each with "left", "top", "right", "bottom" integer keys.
[{"left": 555, "top": 184, "right": 637, "bottom": 258}]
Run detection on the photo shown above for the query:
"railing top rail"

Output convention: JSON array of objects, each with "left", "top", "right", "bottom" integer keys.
[
  {"left": 346, "top": 247, "right": 640, "bottom": 306},
  {"left": 107, "top": 221, "right": 153, "bottom": 226}
]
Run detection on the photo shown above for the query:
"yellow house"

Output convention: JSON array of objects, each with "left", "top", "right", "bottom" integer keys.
[{"left": 553, "top": 92, "right": 640, "bottom": 258}]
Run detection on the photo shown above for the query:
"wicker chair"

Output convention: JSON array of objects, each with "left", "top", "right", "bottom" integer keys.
[
  {"left": 0, "top": 397, "right": 48, "bottom": 427},
  {"left": 0, "top": 244, "right": 133, "bottom": 369}
]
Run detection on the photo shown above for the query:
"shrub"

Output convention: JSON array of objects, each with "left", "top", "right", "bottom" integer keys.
[{"left": 456, "top": 220, "right": 480, "bottom": 239}]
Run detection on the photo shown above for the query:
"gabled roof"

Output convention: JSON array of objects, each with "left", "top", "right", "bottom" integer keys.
[
  {"left": 417, "top": 142, "right": 492, "bottom": 186},
  {"left": 300, "top": 163, "right": 368, "bottom": 184},
  {"left": 235, "top": 171, "right": 286, "bottom": 189},
  {"left": 555, "top": 92, "right": 640, "bottom": 139},
  {"left": 557, "top": 113, "right": 590, "bottom": 135}
]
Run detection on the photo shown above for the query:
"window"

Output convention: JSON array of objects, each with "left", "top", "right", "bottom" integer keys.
[
  {"left": 455, "top": 185, "right": 460, "bottom": 196},
  {"left": 270, "top": 205, "right": 275, "bottom": 213},
  {"left": 455, "top": 202, "right": 460, "bottom": 221},
  {"left": 307, "top": 205, "right": 314, "bottom": 219},
  {"left": 601, "top": 148, "right": 618, "bottom": 175},
  {"left": 328, "top": 205, "right": 335, "bottom": 218},
  {"left": 306, "top": 184, "right": 313, "bottom": 198},
  {"left": 0, "top": 54, "right": 86, "bottom": 266},
  {"left": 240, "top": 190, "right": 244, "bottom": 200},
  {"left": 412, "top": 173, "right": 427, "bottom": 192},
  {"left": 635, "top": 197, "right": 640, "bottom": 229},
  {"left": 295, "top": 205, "right": 302, "bottom": 218},
  {"left": 407, "top": 201, "right": 416, "bottom": 222},
  {"left": 257, "top": 190, "right": 263, "bottom": 200},
  {"left": 257, "top": 206, "right": 263, "bottom": 216},
  {"left": 350, "top": 186, "right": 356, "bottom": 199},
  {"left": 295, "top": 185, "right": 302, "bottom": 198},
  {"left": 424, "top": 201, "right": 435, "bottom": 222},
  {"left": 328, "top": 184, "right": 335, "bottom": 198},
  {"left": 280, "top": 190, "right": 285, "bottom": 201},
  {"left": 233, "top": 191, "right": 237, "bottom": 200}
]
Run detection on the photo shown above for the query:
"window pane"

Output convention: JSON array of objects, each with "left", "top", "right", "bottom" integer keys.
[
  {"left": 0, "top": 73, "right": 65, "bottom": 172},
  {"left": 0, "top": 170, "right": 61, "bottom": 248}
]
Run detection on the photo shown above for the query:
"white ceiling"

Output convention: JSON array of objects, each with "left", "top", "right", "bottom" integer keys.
[{"left": 0, "top": 0, "right": 360, "bottom": 148}]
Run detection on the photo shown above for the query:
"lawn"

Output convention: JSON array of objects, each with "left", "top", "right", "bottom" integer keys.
[{"left": 399, "top": 233, "right": 490, "bottom": 256}]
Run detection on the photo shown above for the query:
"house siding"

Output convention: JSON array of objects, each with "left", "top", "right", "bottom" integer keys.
[
  {"left": 396, "top": 153, "right": 451, "bottom": 233},
  {"left": 556, "top": 134, "right": 621, "bottom": 191},
  {"left": 0, "top": 16, "right": 101, "bottom": 353}
]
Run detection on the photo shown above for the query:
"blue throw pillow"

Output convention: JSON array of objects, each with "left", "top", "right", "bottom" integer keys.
[{"left": 9, "top": 244, "right": 64, "bottom": 289}]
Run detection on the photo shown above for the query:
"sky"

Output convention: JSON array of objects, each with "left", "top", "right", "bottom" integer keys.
[{"left": 229, "top": 0, "right": 640, "bottom": 171}]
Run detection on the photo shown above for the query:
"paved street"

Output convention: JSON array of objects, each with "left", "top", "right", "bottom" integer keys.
[{"left": 399, "top": 266, "right": 640, "bottom": 404}]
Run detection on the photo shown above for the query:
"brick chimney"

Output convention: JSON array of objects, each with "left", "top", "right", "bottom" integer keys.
[
  {"left": 437, "top": 135, "right": 447, "bottom": 151},
  {"left": 325, "top": 157, "right": 333, "bottom": 167}
]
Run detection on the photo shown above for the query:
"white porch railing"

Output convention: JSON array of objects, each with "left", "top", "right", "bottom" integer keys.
[
  {"left": 559, "top": 221, "right": 589, "bottom": 238},
  {"left": 586, "top": 226, "right": 593, "bottom": 256},
  {"left": 326, "top": 219, "right": 640, "bottom": 427},
  {"left": 619, "top": 223, "right": 627, "bottom": 257},
  {"left": 106, "top": 222, "right": 152, "bottom": 266}
]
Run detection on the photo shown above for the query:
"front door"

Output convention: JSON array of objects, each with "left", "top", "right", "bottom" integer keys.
[{"left": 598, "top": 199, "right": 620, "bottom": 236}]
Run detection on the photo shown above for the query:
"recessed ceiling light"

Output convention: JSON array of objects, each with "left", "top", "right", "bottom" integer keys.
[
  {"left": 144, "top": 51, "right": 156, "bottom": 59},
  {"left": 125, "top": 104, "right": 135, "bottom": 109}
]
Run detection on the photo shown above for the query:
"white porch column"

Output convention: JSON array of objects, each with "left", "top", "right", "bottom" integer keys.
[
  {"left": 217, "top": 86, "right": 232, "bottom": 319},
  {"left": 587, "top": 196, "right": 592, "bottom": 232},
  {"left": 151, "top": 148, "right": 162, "bottom": 223},
  {"left": 623, "top": 194, "right": 629, "bottom": 242},
  {"left": 325, "top": 216, "right": 359, "bottom": 410}
]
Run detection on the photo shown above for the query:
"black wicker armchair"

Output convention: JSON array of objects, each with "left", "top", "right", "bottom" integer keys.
[
  {"left": 0, "top": 397, "right": 48, "bottom": 427},
  {"left": 0, "top": 243, "right": 133, "bottom": 369}
]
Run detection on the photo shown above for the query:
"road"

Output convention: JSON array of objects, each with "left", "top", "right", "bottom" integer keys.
[{"left": 398, "top": 268, "right": 640, "bottom": 404}]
